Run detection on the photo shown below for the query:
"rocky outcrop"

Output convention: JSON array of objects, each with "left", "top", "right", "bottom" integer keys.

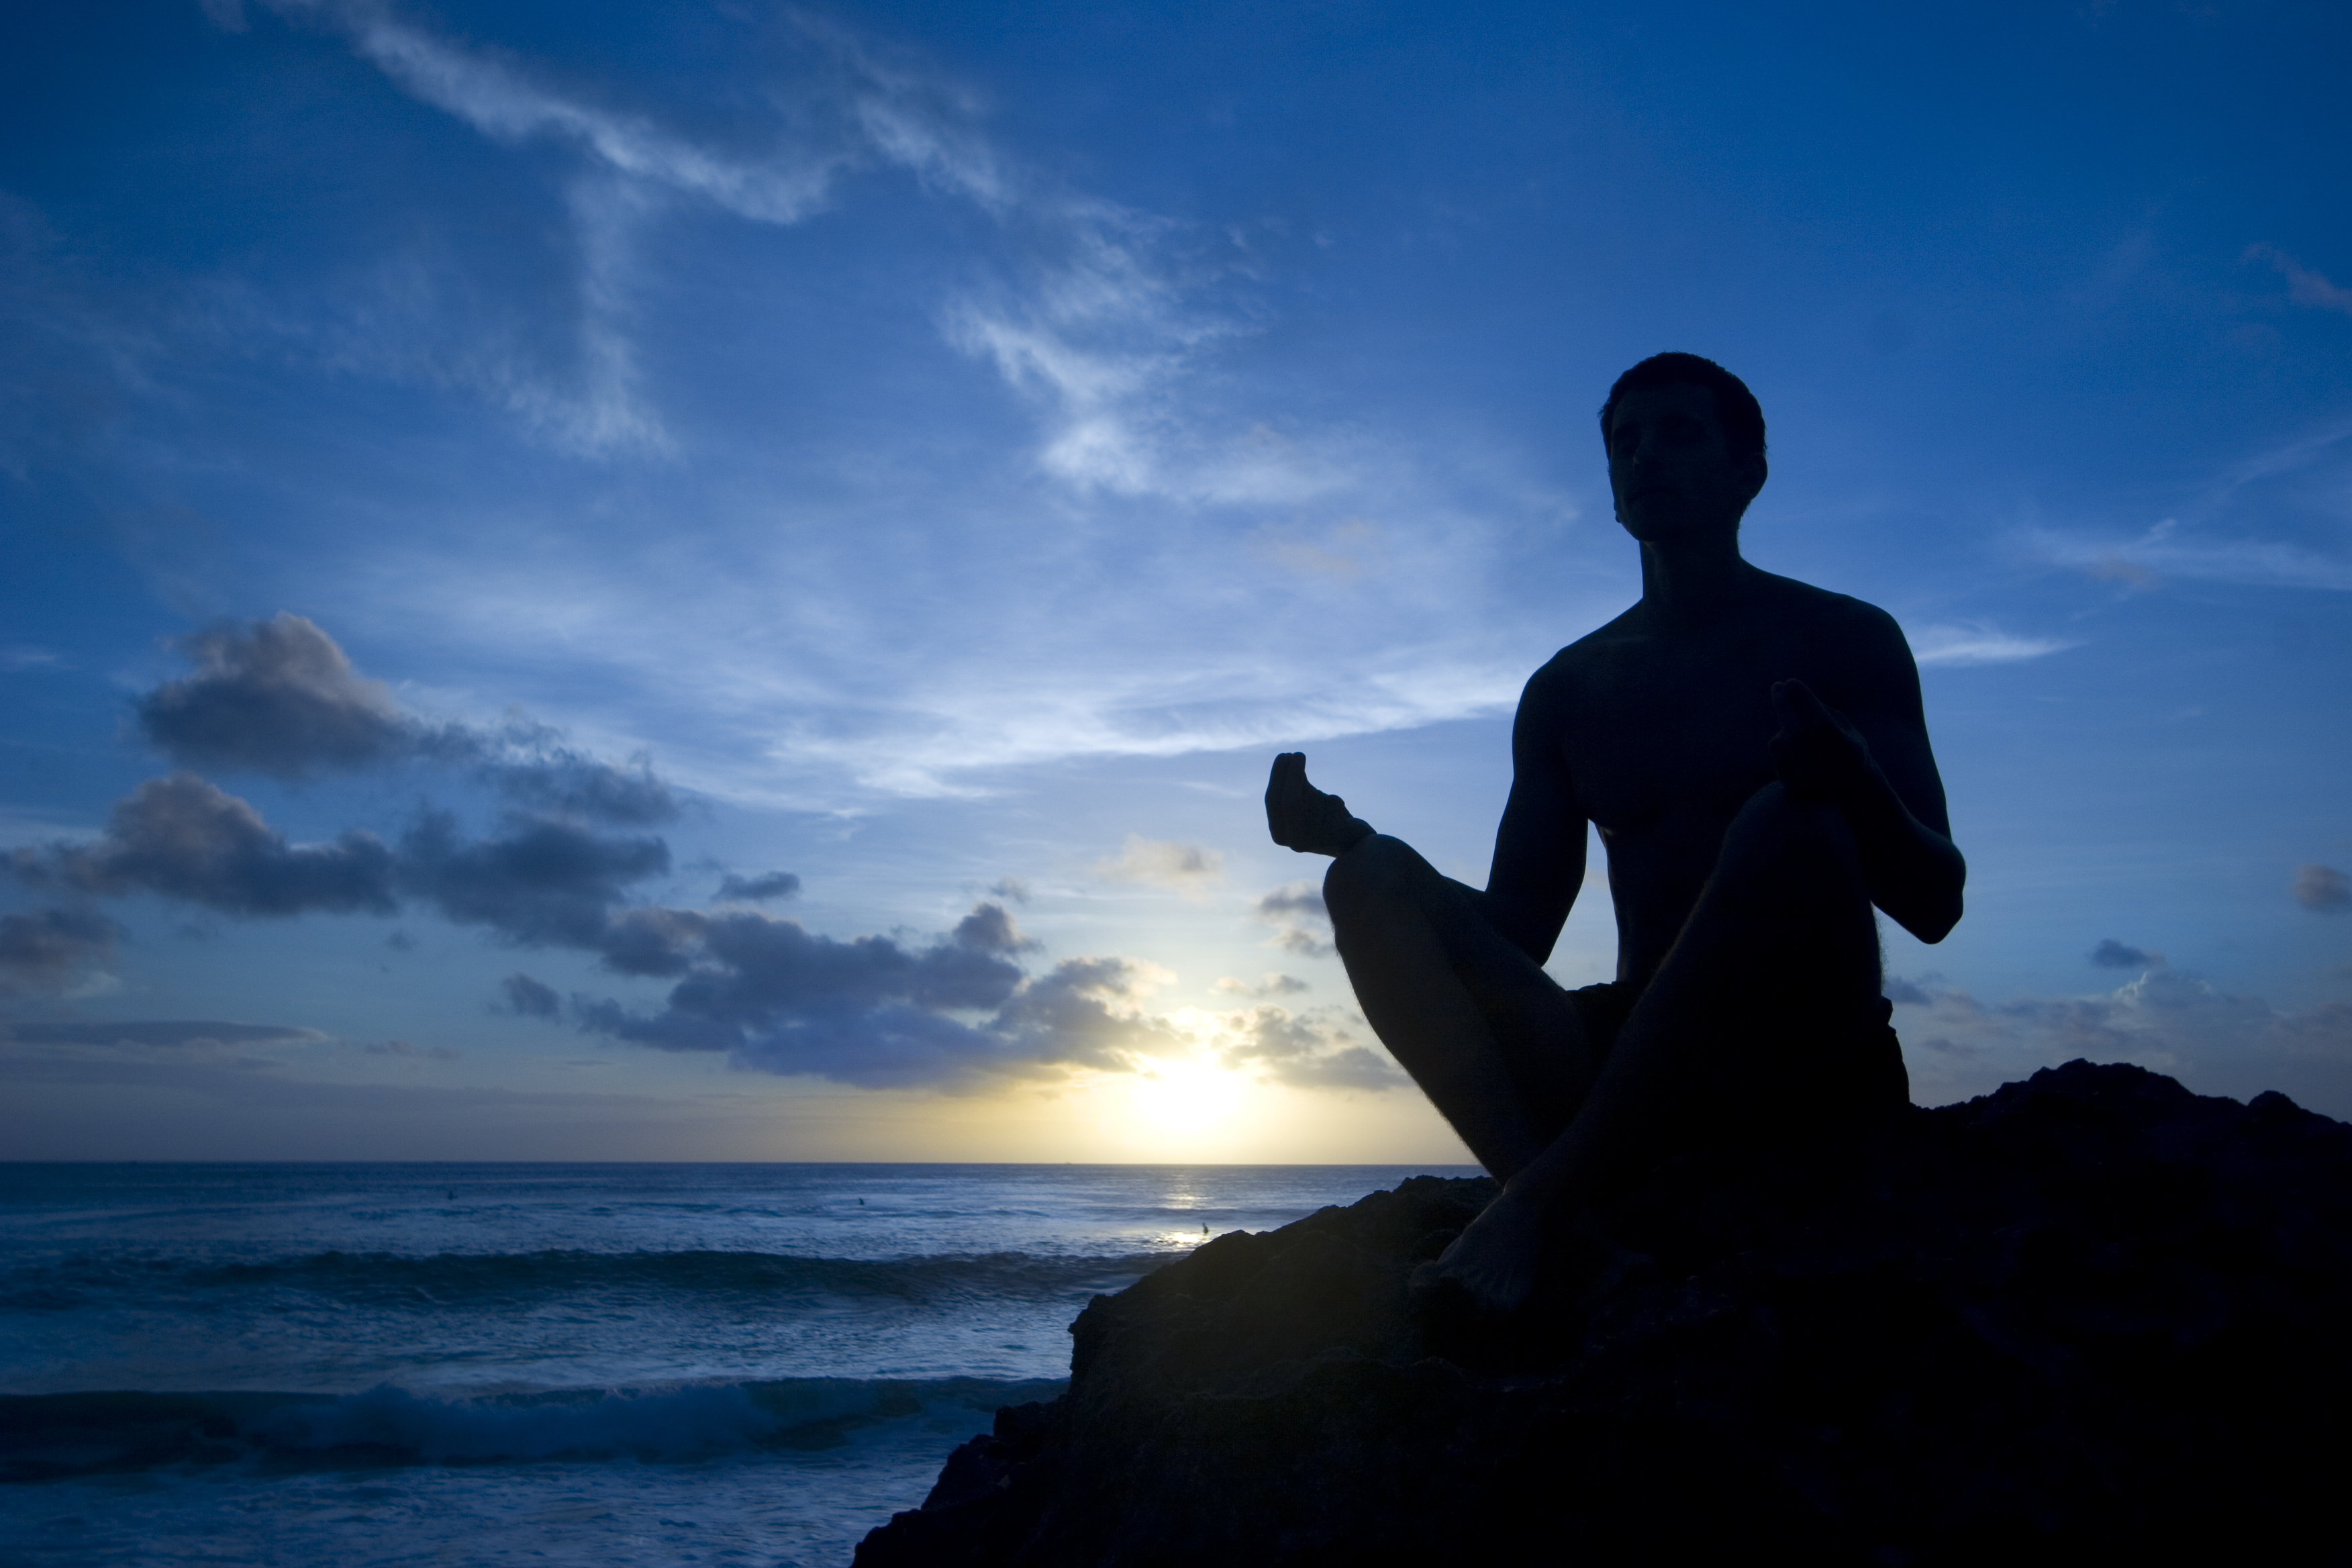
[{"left": 856, "top": 1062, "right": 2352, "bottom": 1566}]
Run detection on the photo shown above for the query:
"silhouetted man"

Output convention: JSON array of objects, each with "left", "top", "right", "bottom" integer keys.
[{"left": 1265, "top": 352, "right": 1964, "bottom": 1316}]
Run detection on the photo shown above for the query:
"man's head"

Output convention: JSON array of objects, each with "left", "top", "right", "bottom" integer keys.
[{"left": 1599, "top": 353, "right": 1768, "bottom": 544}]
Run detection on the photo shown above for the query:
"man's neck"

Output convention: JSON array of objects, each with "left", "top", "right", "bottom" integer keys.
[{"left": 1636, "top": 531, "right": 1754, "bottom": 631}]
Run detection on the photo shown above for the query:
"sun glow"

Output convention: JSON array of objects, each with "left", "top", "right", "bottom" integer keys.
[{"left": 1124, "top": 1055, "right": 1246, "bottom": 1138}]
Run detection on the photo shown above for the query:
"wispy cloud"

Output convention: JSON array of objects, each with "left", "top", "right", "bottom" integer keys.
[
  {"left": 221, "top": 1, "right": 967, "bottom": 453},
  {"left": 0, "top": 1018, "right": 324, "bottom": 1048},
  {"left": 331, "top": 12, "right": 851, "bottom": 224},
  {"left": 1907, "top": 621, "right": 2078, "bottom": 667},
  {"left": 222, "top": 0, "right": 822, "bottom": 451},
  {"left": 939, "top": 209, "right": 1320, "bottom": 503},
  {"left": 2247, "top": 244, "right": 2352, "bottom": 317},
  {"left": 2032, "top": 524, "right": 2352, "bottom": 593},
  {"left": 124, "top": 7, "right": 1603, "bottom": 803},
  {"left": 244, "top": 0, "right": 1263, "bottom": 486},
  {"left": 2023, "top": 420, "right": 2352, "bottom": 593},
  {"left": 253, "top": 0, "right": 1398, "bottom": 517},
  {"left": 758, "top": 648, "right": 1536, "bottom": 799},
  {"left": 0, "top": 1046, "right": 667, "bottom": 1123}
]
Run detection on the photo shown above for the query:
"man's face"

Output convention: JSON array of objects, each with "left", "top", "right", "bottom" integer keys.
[{"left": 1606, "top": 382, "right": 1765, "bottom": 544}]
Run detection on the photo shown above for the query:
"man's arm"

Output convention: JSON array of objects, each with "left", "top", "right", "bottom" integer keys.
[
  {"left": 1772, "top": 612, "right": 1964, "bottom": 942},
  {"left": 1477, "top": 665, "right": 1589, "bottom": 965},
  {"left": 1265, "top": 667, "right": 1588, "bottom": 963}
]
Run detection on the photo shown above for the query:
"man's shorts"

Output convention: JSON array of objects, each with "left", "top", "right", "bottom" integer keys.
[{"left": 1564, "top": 979, "right": 1910, "bottom": 1137}]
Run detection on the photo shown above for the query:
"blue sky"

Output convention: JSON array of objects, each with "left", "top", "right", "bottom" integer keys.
[{"left": 4, "top": 0, "right": 2348, "bottom": 1161}]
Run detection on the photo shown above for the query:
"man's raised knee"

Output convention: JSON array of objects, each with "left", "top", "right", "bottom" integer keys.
[
  {"left": 1716, "top": 781, "right": 1861, "bottom": 891},
  {"left": 1322, "top": 833, "right": 1424, "bottom": 926}
]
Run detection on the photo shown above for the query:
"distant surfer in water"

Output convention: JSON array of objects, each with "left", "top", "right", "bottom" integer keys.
[{"left": 1265, "top": 353, "right": 1964, "bottom": 1319}]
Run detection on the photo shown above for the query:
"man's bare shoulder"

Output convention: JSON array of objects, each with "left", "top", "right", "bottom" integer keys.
[
  {"left": 1752, "top": 572, "right": 1914, "bottom": 660},
  {"left": 1531, "top": 605, "right": 1649, "bottom": 687}
]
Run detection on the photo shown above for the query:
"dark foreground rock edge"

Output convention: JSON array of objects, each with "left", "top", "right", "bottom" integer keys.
[{"left": 855, "top": 1061, "right": 2352, "bottom": 1567}]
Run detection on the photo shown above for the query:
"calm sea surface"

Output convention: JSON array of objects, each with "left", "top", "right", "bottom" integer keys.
[{"left": 0, "top": 1162, "right": 1471, "bottom": 1566}]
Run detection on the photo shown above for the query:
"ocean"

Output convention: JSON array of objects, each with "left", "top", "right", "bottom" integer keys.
[{"left": 0, "top": 1161, "right": 1469, "bottom": 1567}]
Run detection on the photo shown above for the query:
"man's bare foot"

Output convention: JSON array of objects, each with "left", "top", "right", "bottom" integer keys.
[
  {"left": 1429, "top": 1187, "right": 1547, "bottom": 1317},
  {"left": 1422, "top": 1193, "right": 1653, "bottom": 1324},
  {"left": 1265, "top": 753, "right": 1375, "bottom": 857}
]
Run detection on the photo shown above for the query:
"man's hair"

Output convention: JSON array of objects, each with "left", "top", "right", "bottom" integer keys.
[{"left": 1598, "top": 352, "right": 1766, "bottom": 465}]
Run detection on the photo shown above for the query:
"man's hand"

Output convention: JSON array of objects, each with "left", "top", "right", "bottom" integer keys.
[
  {"left": 1768, "top": 680, "right": 1879, "bottom": 807},
  {"left": 1265, "top": 752, "right": 1375, "bottom": 856}
]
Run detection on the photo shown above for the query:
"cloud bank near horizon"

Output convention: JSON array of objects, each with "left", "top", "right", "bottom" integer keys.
[
  {"left": 5, "top": 615, "right": 1391, "bottom": 1096},
  {"left": 1893, "top": 941, "right": 2352, "bottom": 1111}
]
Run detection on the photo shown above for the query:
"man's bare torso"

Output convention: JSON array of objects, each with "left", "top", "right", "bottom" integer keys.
[{"left": 1512, "top": 570, "right": 1943, "bottom": 988}]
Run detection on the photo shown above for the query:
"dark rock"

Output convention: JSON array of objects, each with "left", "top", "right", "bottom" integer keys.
[{"left": 855, "top": 1062, "right": 2352, "bottom": 1565}]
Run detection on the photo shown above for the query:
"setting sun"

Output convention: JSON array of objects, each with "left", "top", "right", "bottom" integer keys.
[{"left": 1124, "top": 1055, "right": 1248, "bottom": 1138}]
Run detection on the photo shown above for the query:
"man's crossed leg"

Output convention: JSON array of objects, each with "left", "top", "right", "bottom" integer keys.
[{"left": 1294, "top": 769, "right": 1893, "bottom": 1316}]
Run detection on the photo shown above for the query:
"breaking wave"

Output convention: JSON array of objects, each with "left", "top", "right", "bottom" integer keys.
[
  {"left": 6, "top": 1247, "right": 1169, "bottom": 1314},
  {"left": 0, "top": 1375, "right": 1063, "bottom": 1481}
]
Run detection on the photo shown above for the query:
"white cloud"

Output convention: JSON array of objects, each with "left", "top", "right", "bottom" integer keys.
[
  {"left": 1908, "top": 621, "right": 2078, "bottom": 667},
  {"left": 1093, "top": 835, "right": 1225, "bottom": 897},
  {"left": 323, "top": 8, "right": 850, "bottom": 224},
  {"left": 679, "top": 613, "right": 1535, "bottom": 800}
]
